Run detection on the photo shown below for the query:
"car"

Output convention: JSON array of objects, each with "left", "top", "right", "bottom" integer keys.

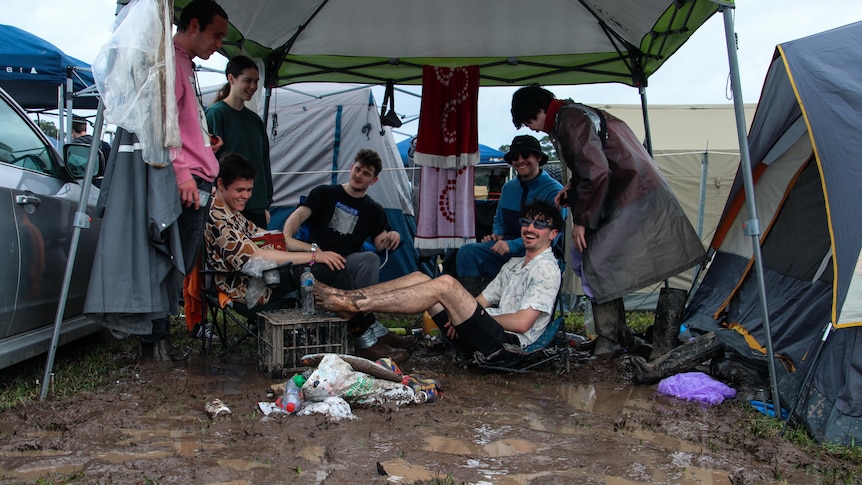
[{"left": 0, "top": 86, "right": 104, "bottom": 370}]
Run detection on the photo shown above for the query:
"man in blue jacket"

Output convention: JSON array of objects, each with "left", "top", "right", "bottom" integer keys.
[{"left": 456, "top": 135, "right": 563, "bottom": 294}]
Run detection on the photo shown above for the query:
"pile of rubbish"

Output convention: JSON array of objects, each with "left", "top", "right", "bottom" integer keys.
[{"left": 257, "top": 353, "right": 442, "bottom": 421}]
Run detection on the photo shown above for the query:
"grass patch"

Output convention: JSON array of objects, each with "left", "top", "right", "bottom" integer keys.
[
  {"left": 0, "top": 331, "right": 139, "bottom": 412},
  {"left": 564, "top": 309, "right": 654, "bottom": 336},
  {"left": 739, "top": 405, "right": 862, "bottom": 483}
]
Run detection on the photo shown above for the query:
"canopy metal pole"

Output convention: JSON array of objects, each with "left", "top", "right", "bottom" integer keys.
[
  {"left": 720, "top": 5, "right": 780, "bottom": 415},
  {"left": 262, "top": 84, "right": 273, "bottom": 131},
  {"left": 638, "top": 85, "right": 653, "bottom": 157},
  {"left": 40, "top": 99, "right": 105, "bottom": 400},
  {"left": 781, "top": 321, "right": 832, "bottom": 437}
]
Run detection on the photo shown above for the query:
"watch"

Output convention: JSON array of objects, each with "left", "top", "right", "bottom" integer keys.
[{"left": 309, "top": 243, "right": 318, "bottom": 266}]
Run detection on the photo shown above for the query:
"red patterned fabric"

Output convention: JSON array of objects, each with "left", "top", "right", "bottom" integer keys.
[
  {"left": 414, "top": 65, "right": 480, "bottom": 168},
  {"left": 414, "top": 165, "right": 476, "bottom": 250},
  {"left": 413, "top": 65, "right": 480, "bottom": 250}
]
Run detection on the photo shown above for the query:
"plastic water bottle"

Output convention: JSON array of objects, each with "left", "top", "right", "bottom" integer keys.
[
  {"left": 300, "top": 267, "right": 315, "bottom": 316},
  {"left": 278, "top": 375, "right": 303, "bottom": 413},
  {"left": 582, "top": 296, "right": 596, "bottom": 339}
]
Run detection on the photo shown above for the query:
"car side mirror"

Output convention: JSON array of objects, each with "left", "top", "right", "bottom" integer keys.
[{"left": 63, "top": 143, "right": 105, "bottom": 180}]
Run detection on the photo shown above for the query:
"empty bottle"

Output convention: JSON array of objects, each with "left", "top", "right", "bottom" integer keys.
[
  {"left": 300, "top": 267, "right": 315, "bottom": 316},
  {"left": 278, "top": 375, "right": 303, "bottom": 413},
  {"left": 583, "top": 296, "right": 596, "bottom": 339}
]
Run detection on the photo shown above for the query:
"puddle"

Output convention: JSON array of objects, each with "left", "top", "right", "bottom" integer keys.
[
  {"left": 0, "top": 461, "right": 85, "bottom": 480},
  {"left": 94, "top": 450, "right": 174, "bottom": 462},
  {"left": 423, "top": 436, "right": 536, "bottom": 457},
  {"left": 628, "top": 429, "right": 703, "bottom": 453},
  {"left": 0, "top": 449, "right": 70, "bottom": 458},
  {"left": 117, "top": 428, "right": 209, "bottom": 457},
  {"left": 556, "top": 382, "right": 656, "bottom": 415},
  {"left": 299, "top": 444, "right": 327, "bottom": 463},
  {"left": 217, "top": 458, "right": 270, "bottom": 471},
  {"left": 205, "top": 379, "right": 245, "bottom": 396},
  {"left": 380, "top": 458, "right": 437, "bottom": 482}
]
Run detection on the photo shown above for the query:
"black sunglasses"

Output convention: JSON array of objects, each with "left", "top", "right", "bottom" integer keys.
[
  {"left": 510, "top": 150, "right": 533, "bottom": 161},
  {"left": 519, "top": 217, "right": 551, "bottom": 230}
]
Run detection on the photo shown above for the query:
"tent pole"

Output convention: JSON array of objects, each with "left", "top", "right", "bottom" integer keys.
[
  {"left": 262, "top": 84, "right": 273, "bottom": 131},
  {"left": 780, "top": 321, "right": 832, "bottom": 437},
  {"left": 720, "top": 6, "right": 781, "bottom": 415},
  {"left": 65, "top": 67, "right": 75, "bottom": 144},
  {"left": 638, "top": 85, "right": 653, "bottom": 157},
  {"left": 40, "top": 99, "right": 106, "bottom": 401}
]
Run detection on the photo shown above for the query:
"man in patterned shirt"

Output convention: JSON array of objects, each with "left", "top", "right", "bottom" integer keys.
[
  {"left": 313, "top": 200, "right": 562, "bottom": 358},
  {"left": 205, "top": 154, "right": 354, "bottom": 308}
]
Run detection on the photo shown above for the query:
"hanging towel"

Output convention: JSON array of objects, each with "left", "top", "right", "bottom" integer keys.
[{"left": 413, "top": 65, "right": 480, "bottom": 251}]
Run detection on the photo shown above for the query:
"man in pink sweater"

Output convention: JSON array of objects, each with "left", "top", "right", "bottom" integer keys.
[{"left": 144, "top": 0, "right": 228, "bottom": 360}]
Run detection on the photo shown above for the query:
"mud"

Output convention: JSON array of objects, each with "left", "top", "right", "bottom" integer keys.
[{"left": 0, "top": 343, "right": 836, "bottom": 484}]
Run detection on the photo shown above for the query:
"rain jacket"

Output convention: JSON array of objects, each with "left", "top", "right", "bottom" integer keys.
[{"left": 550, "top": 102, "right": 706, "bottom": 303}]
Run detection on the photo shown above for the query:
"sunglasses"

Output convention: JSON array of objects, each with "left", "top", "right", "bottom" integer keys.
[
  {"left": 510, "top": 151, "right": 534, "bottom": 161},
  {"left": 519, "top": 217, "right": 551, "bottom": 230}
]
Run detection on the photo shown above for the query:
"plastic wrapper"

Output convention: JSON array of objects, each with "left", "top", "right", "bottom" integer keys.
[
  {"left": 302, "top": 354, "right": 415, "bottom": 407},
  {"left": 657, "top": 371, "right": 736, "bottom": 406},
  {"left": 297, "top": 396, "right": 357, "bottom": 421},
  {"left": 241, "top": 257, "right": 277, "bottom": 308},
  {"left": 91, "top": 0, "right": 179, "bottom": 167}
]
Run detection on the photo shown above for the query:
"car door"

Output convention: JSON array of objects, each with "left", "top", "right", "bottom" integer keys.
[{"left": 0, "top": 90, "right": 101, "bottom": 339}]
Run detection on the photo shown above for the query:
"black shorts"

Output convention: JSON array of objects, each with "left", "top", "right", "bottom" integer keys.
[{"left": 432, "top": 304, "right": 520, "bottom": 357}]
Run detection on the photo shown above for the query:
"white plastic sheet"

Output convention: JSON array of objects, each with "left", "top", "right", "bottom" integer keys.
[{"left": 92, "top": 0, "right": 179, "bottom": 167}]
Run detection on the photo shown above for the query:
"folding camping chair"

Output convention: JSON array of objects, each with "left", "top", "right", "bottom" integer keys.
[
  {"left": 470, "top": 291, "right": 573, "bottom": 374},
  {"left": 194, "top": 260, "right": 294, "bottom": 358}
]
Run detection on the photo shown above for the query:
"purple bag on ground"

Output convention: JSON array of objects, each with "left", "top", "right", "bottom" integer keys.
[{"left": 657, "top": 372, "right": 736, "bottom": 406}]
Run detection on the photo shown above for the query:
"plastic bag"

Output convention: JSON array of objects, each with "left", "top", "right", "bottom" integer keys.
[
  {"left": 302, "top": 354, "right": 415, "bottom": 406},
  {"left": 91, "top": 0, "right": 179, "bottom": 167},
  {"left": 657, "top": 371, "right": 736, "bottom": 406},
  {"left": 241, "top": 257, "right": 278, "bottom": 308}
]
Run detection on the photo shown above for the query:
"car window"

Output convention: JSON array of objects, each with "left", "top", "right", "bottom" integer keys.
[{"left": 0, "top": 97, "right": 57, "bottom": 177}]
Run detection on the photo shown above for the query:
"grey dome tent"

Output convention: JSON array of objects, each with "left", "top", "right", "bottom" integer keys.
[{"left": 682, "top": 21, "right": 862, "bottom": 445}]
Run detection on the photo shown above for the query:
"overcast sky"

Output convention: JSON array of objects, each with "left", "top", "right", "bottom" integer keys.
[{"left": 3, "top": 0, "right": 862, "bottom": 149}]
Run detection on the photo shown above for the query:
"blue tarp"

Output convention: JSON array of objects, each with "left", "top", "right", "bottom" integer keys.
[
  {"left": 0, "top": 24, "right": 98, "bottom": 110},
  {"left": 396, "top": 137, "right": 506, "bottom": 167}
]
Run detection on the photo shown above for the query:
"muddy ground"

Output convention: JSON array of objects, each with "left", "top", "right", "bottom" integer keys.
[{"left": 0, "top": 333, "right": 847, "bottom": 485}]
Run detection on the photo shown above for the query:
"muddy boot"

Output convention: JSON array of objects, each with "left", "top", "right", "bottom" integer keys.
[
  {"left": 631, "top": 332, "right": 724, "bottom": 384},
  {"left": 648, "top": 288, "right": 687, "bottom": 361},
  {"left": 458, "top": 276, "right": 487, "bottom": 297},
  {"left": 592, "top": 297, "right": 627, "bottom": 359}
]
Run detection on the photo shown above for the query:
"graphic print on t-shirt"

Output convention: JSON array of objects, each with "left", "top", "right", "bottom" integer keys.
[{"left": 329, "top": 201, "right": 359, "bottom": 235}]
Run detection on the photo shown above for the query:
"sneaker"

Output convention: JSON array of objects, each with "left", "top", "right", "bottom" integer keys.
[
  {"left": 377, "top": 331, "right": 418, "bottom": 349},
  {"left": 355, "top": 342, "right": 408, "bottom": 365}
]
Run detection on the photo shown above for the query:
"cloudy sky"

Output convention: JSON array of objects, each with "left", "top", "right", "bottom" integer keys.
[{"left": 3, "top": 0, "right": 861, "bottom": 148}]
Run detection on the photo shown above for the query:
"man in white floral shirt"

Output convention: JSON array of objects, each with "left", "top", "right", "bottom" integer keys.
[{"left": 314, "top": 200, "right": 562, "bottom": 358}]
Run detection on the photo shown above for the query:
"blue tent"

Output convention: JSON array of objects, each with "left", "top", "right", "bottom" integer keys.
[
  {"left": 0, "top": 24, "right": 98, "bottom": 110},
  {"left": 396, "top": 137, "right": 506, "bottom": 167}
]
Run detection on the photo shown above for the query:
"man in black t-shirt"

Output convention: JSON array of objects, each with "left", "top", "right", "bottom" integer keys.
[{"left": 282, "top": 149, "right": 415, "bottom": 363}]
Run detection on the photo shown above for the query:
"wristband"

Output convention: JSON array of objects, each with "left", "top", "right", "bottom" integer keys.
[{"left": 309, "top": 243, "right": 318, "bottom": 266}]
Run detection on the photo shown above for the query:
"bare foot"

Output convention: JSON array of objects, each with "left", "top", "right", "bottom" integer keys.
[{"left": 313, "top": 281, "right": 363, "bottom": 314}]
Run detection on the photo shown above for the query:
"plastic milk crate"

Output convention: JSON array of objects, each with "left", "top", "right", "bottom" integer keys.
[{"left": 258, "top": 309, "right": 349, "bottom": 376}]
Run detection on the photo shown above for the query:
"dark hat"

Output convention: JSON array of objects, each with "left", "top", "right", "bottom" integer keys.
[{"left": 504, "top": 135, "right": 549, "bottom": 166}]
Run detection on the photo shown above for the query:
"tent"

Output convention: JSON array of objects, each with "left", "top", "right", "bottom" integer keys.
[
  {"left": 0, "top": 24, "right": 99, "bottom": 111},
  {"left": 174, "top": 0, "right": 721, "bottom": 89},
  {"left": 682, "top": 22, "right": 862, "bottom": 445},
  {"left": 397, "top": 139, "right": 505, "bottom": 168},
  {"left": 259, "top": 85, "right": 421, "bottom": 282}
]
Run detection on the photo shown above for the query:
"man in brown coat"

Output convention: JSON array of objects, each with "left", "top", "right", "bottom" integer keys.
[{"left": 511, "top": 86, "right": 706, "bottom": 357}]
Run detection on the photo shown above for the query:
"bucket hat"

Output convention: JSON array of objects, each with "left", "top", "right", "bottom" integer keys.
[{"left": 504, "top": 135, "right": 549, "bottom": 166}]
